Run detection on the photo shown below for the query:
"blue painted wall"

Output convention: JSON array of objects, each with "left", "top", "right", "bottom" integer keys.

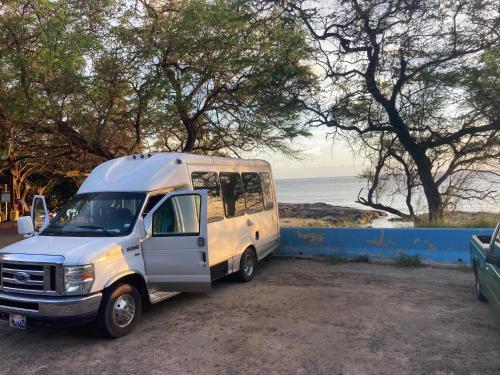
[{"left": 278, "top": 227, "right": 495, "bottom": 266}]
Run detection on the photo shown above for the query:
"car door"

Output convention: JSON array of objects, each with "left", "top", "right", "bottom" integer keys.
[
  {"left": 31, "top": 195, "right": 49, "bottom": 233},
  {"left": 141, "top": 190, "right": 210, "bottom": 292},
  {"left": 484, "top": 228, "right": 500, "bottom": 308}
]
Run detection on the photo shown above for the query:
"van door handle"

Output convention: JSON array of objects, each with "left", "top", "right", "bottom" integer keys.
[
  {"left": 200, "top": 251, "right": 207, "bottom": 265},
  {"left": 247, "top": 219, "right": 254, "bottom": 227},
  {"left": 197, "top": 237, "right": 205, "bottom": 247}
]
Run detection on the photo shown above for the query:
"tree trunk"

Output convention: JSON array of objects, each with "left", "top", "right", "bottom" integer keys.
[
  {"left": 415, "top": 157, "right": 443, "bottom": 221},
  {"left": 181, "top": 117, "right": 197, "bottom": 152},
  {"left": 385, "top": 110, "right": 443, "bottom": 221},
  {"left": 364, "top": 52, "right": 444, "bottom": 221}
]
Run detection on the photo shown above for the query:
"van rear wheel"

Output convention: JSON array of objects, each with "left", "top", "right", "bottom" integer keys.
[
  {"left": 97, "top": 283, "right": 142, "bottom": 338},
  {"left": 236, "top": 248, "right": 257, "bottom": 282}
]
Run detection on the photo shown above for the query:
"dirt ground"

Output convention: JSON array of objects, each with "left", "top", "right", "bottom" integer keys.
[{"left": 0, "top": 254, "right": 499, "bottom": 375}]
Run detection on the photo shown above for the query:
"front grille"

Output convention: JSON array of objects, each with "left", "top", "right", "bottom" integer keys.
[
  {"left": 0, "top": 298, "right": 38, "bottom": 311},
  {"left": 0, "top": 261, "right": 62, "bottom": 295}
]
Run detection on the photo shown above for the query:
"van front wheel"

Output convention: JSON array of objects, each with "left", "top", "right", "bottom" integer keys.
[
  {"left": 97, "top": 283, "right": 142, "bottom": 338},
  {"left": 237, "top": 248, "right": 257, "bottom": 282}
]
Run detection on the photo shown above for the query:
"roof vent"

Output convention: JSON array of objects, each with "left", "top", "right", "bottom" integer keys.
[{"left": 176, "top": 158, "right": 182, "bottom": 164}]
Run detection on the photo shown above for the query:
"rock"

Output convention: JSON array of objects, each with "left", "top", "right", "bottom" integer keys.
[{"left": 278, "top": 202, "right": 387, "bottom": 227}]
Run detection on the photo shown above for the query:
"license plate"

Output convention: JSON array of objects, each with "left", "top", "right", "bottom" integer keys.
[{"left": 9, "top": 314, "right": 27, "bottom": 330}]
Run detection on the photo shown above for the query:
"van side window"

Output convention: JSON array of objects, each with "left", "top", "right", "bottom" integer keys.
[
  {"left": 260, "top": 172, "right": 274, "bottom": 210},
  {"left": 191, "top": 172, "right": 224, "bottom": 223},
  {"left": 242, "top": 172, "right": 265, "bottom": 214},
  {"left": 153, "top": 194, "right": 200, "bottom": 236},
  {"left": 219, "top": 172, "right": 246, "bottom": 218},
  {"left": 142, "top": 194, "right": 166, "bottom": 217}
]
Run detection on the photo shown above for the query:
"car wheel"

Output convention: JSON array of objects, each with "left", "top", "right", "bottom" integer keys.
[
  {"left": 97, "top": 283, "right": 142, "bottom": 338},
  {"left": 236, "top": 248, "right": 257, "bottom": 282},
  {"left": 474, "top": 267, "right": 488, "bottom": 303}
]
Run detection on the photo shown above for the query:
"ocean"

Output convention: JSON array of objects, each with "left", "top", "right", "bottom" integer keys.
[{"left": 275, "top": 176, "right": 499, "bottom": 214}]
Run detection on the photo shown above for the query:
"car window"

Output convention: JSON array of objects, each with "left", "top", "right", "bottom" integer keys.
[
  {"left": 242, "top": 172, "right": 265, "bottom": 214},
  {"left": 219, "top": 172, "right": 246, "bottom": 218},
  {"left": 493, "top": 229, "right": 500, "bottom": 256},
  {"left": 142, "top": 194, "right": 166, "bottom": 217},
  {"left": 260, "top": 172, "right": 274, "bottom": 210},
  {"left": 152, "top": 194, "right": 200, "bottom": 236},
  {"left": 191, "top": 172, "right": 224, "bottom": 223},
  {"left": 42, "top": 192, "right": 145, "bottom": 237}
]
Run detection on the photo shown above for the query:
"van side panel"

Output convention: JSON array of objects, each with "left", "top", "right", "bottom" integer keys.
[{"left": 186, "top": 162, "right": 279, "bottom": 271}]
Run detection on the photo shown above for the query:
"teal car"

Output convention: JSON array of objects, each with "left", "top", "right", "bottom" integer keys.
[{"left": 470, "top": 223, "right": 500, "bottom": 309}]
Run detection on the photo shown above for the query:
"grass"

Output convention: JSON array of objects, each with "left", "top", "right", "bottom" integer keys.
[
  {"left": 324, "top": 254, "right": 349, "bottom": 264},
  {"left": 394, "top": 254, "right": 423, "bottom": 267},
  {"left": 415, "top": 212, "right": 499, "bottom": 228},
  {"left": 323, "top": 254, "right": 370, "bottom": 265}
]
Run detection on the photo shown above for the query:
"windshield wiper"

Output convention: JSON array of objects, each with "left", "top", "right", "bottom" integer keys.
[
  {"left": 76, "top": 225, "right": 119, "bottom": 236},
  {"left": 42, "top": 224, "right": 65, "bottom": 235}
]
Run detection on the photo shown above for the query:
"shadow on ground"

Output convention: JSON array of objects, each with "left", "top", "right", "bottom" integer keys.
[{"left": 0, "top": 248, "right": 498, "bottom": 375}]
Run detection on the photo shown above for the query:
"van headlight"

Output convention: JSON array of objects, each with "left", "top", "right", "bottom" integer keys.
[{"left": 64, "top": 265, "right": 95, "bottom": 295}]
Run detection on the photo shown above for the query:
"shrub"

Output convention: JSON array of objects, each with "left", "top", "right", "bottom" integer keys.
[{"left": 395, "top": 254, "right": 423, "bottom": 267}]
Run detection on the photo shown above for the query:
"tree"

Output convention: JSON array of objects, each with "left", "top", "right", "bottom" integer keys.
[
  {"left": 0, "top": 0, "right": 126, "bottom": 204},
  {"left": 126, "top": 0, "right": 316, "bottom": 156},
  {"left": 0, "top": 0, "right": 316, "bottom": 205},
  {"left": 279, "top": 0, "right": 499, "bottom": 220}
]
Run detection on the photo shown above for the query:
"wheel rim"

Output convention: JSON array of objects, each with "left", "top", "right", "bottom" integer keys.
[
  {"left": 244, "top": 254, "right": 254, "bottom": 276},
  {"left": 476, "top": 277, "right": 480, "bottom": 296},
  {"left": 112, "top": 294, "right": 136, "bottom": 328}
]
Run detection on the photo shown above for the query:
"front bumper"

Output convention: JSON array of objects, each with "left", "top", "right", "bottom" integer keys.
[{"left": 0, "top": 291, "right": 102, "bottom": 318}]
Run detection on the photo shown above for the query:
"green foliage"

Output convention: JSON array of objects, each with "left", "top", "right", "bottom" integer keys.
[
  {"left": 394, "top": 255, "right": 423, "bottom": 268},
  {"left": 283, "top": 0, "right": 499, "bottom": 221},
  {"left": 0, "top": 0, "right": 315, "bottom": 202}
]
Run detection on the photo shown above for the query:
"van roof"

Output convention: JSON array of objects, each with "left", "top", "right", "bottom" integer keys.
[{"left": 78, "top": 152, "right": 270, "bottom": 194}]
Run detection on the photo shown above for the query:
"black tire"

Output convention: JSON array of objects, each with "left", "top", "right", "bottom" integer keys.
[
  {"left": 474, "top": 266, "right": 488, "bottom": 303},
  {"left": 97, "top": 283, "right": 142, "bottom": 338},
  {"left": 236, "top": 248, "right": 257, "bottom": 282}
]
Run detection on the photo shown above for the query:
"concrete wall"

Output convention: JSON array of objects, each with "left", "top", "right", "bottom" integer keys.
[{"left": 278, "top": 227, "right": 495, "bottom": 266}]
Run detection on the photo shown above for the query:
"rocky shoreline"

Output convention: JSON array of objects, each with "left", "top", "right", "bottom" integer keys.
[{"left": 278, "top": 202, "right": 388, "bottom": 227}]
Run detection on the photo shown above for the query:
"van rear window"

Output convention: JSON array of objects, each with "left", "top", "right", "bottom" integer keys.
[
  {"left": 191, "top": 172, "right": 224, "bottom": 222},
  {"left": 242, "top": 173, "right": 265, "bottom": 214},
  {"left": 260, "top": 172, "right": 274, "bottom": 210},
  {"left": 219, "top": 172, "right": 246, "bottom": 218}
]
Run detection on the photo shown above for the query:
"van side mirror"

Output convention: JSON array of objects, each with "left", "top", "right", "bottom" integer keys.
[
  {"left": 17, "top": 216, "right": 35, "bottom": 237},
  {"left": 137, "top": 216, "right": 152, "bottom": 240},
  {"left": 485, "top": 253, "right": 500, "bottom": 267},
  {"left": 143, "top": 215, "right": 153, "bottom": 239}
]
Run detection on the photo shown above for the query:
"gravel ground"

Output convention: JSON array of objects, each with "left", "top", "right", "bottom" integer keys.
[{"left": 0, "top": 256, "right": 499, "bottom": 375}]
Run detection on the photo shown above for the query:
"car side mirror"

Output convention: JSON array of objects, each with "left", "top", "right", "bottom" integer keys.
[
  {"left": 140, "top": 216, "right": 153, "bottom": 240},
  {"left": 485, "top": 253, "right": 500, "bottom": 267},
  {"left": 135, "top": 217, "right": 146, "bottom": 240},
  {"left": 17, "top": 216, "right": 35, "bottom": 237}
]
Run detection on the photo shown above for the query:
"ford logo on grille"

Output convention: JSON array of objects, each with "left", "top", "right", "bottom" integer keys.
[{"left": 14, "top": 272, "right": 30, "bottom": 283}]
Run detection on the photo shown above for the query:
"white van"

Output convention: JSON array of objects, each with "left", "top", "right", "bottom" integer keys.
[{"left": 0, "top": 153, "right": 279, "bottom": 337}]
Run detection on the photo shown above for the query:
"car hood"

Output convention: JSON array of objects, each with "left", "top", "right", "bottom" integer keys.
[{"left": 0, "top": 235, "right": 128, "bottom": 265}]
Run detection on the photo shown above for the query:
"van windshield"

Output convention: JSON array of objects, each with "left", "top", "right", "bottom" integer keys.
[{"left": 41, "top": 192, "right": 145, "bottom": 237}]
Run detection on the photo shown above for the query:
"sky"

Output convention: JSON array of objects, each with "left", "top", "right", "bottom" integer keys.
[{"left": 248, "top": 127, "right": 365, "bottom": 180}]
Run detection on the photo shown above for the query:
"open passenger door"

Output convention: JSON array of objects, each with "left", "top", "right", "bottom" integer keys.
[
  {"left": 31, "top": 195, "right": 49, "bottom": 233},
  {"left": 141, "top": 190, "right": 210, "bottom": 292}
]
